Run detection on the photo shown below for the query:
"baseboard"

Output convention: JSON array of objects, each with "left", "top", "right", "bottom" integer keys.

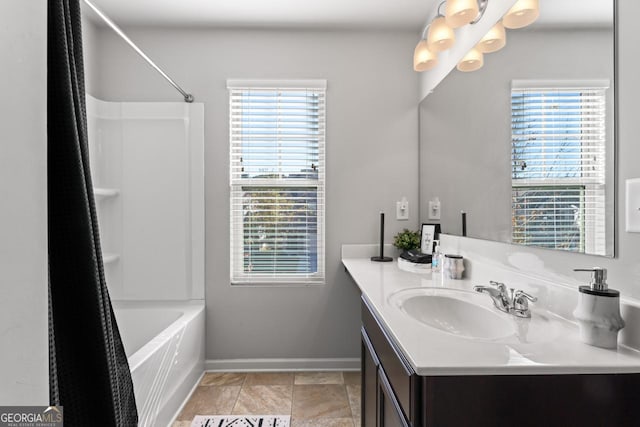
[{"left": 204, "top": 358, "right": 361, "bottom": 372}]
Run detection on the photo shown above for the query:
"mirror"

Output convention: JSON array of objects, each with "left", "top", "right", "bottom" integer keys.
[{"left": 419, "top": 0, "right": 615, "bottom": 257}]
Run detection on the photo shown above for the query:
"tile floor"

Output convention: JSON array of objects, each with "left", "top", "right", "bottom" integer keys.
[{"left": 173, "top": 371, "right": 362, "bottom": 427}]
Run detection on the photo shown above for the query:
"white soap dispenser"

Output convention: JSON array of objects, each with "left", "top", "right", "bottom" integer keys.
[{"left": 572, "top": 268, "right": 625, "bottom": 349}]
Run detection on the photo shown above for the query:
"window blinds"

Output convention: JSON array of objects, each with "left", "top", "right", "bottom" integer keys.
[
  {"left": 228, "top": 80, "right": 326, "bottom": 284},
  {"left": 511, "top": 83, "right": 607, "bottom": 254}
]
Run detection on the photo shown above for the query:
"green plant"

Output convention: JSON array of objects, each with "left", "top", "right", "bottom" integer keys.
[{"left": 393, "top": 229, "right": 421, "bottom": 251}]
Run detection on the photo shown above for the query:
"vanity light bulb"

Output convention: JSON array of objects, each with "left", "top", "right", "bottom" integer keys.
[
  {"left": 445, "top": 0, "right": 480, "bottom": 28},
  {"left": 427, "top": 16, "right": 455, "bottom": 52},
  {"left": 457, "top": 48, "right": 484, "bottom": 72},
  {"left": 477, "top": 21, "right": 507, "bottom": 53},
  {"left": 503, "top": 0, "right": 540, "bottom": 29},
  {"left": 413, "top": 40, "right": 438, "bottom": 72}
]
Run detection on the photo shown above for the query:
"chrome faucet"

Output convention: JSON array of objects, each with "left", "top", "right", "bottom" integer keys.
[
  {"left": 473, "top": 281, "right": 512, "bottom": 313},
  {"left": 473, "top": 281, "right": 537, "bottom": 318}
]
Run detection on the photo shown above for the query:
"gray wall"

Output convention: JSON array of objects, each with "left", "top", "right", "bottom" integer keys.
[
  {"left": 0, "top": 0, "right": 48, "bottom": 403},
  {"left": 88, "top": 27, "right": 419, "bottom": 363},
  {"left": 420, "top": 28, "right": 614, "bottom": 243}
]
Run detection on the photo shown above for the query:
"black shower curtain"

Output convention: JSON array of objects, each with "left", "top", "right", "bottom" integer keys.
[{"left": 48, "top": 0, "right": 138, "bottom": 425}]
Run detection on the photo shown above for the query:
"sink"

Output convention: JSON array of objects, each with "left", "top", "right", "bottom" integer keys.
[
  {"left": 389, "top": 288, "right": 515, "bottom": 340},
  {"left": 388, "top": 287, "right": 560, "bottom": 343}
]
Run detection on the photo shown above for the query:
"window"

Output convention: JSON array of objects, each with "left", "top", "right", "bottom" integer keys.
[
  {"left": 511, "top": 80, "right": 608, "bottom": 254},
  {"left": 228, "top": 80, "right": 326, "bottom": 284}
]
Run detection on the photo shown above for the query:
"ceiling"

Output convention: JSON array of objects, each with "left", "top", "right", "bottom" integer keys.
[
  {"left": 82, "top": 0, "right": 613, "bottom": 30},
  {"left": 82, "top": 0, "right": 438, "bottom": 30}
]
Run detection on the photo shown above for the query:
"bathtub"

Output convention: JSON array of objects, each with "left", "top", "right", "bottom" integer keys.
[{"left": 113, "top": 301, "right": 205, "bottom": 427}]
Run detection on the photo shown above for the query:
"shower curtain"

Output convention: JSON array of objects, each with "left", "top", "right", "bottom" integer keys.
[{"left": 47, "top": 0, "right": 138, "bottom": 425}]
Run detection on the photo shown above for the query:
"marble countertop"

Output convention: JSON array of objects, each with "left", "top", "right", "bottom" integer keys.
[{"left": 343, "top": 254, "right": 640, "bottom": 376}]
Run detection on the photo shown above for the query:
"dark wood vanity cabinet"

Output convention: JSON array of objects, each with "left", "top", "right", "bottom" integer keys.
[
  {"left": 361, "top": 329, "right": 378, "bottom": 427},
  {"left": 361, "top": 296, "right": 640, "bottom": 427},
  {"left": 361, "top": 297, "right": 420, "bottom": 427}
]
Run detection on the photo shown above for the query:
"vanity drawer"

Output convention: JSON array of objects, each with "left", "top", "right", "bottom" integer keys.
[{"left": 362, "top": 296, "right": 419, "bottom": 425}]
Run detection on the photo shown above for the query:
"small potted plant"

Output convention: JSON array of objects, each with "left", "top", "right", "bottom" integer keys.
[
  {"left": 394, "top": 228, "right": 431, "bottom": 270},
  {"left": 393, "top": 229, "right": 421, "bottom": 251}
]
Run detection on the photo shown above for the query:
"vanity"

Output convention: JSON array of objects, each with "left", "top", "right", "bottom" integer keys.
[
  {"left": 344, "top": 245, "right": 640, "bottom": 427},
  {"left": 350, "top": 1, "right": 640, "bottom": 425}
]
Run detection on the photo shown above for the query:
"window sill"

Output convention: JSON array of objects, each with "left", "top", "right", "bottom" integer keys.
[{"left": 230, "top": 281, "right": 326, "bottom": 288}]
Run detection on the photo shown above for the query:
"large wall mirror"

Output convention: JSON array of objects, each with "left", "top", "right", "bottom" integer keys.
[{"left": 419, "top": 0, "right": 615, "bottom": 257}]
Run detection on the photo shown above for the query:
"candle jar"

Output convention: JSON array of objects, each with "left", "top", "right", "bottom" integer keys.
[{"left": 443, "top": 254, "right": 465, "bottom": 279}]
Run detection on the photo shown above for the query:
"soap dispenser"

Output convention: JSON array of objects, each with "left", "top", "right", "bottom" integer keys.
[{"left": 572, "top": 268, "right": 625, "bottom": 349}]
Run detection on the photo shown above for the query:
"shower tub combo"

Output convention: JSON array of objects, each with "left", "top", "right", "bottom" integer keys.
[
  {"left": 87, "top": 95, "right": 205, "bottom": 426},
  {"left": 114, "top": 301, "right": 204, "bottom": 426}
]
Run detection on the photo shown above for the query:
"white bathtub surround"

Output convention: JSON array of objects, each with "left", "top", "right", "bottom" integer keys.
[
  {"left": 114, "top": 301, "right": 205, "bottom": 427},
  {"left": 342, "top": 243, "right": 640, "bottom": 376},
  {"left": 86, "top": 95, "right": 205, "bottom": 301}
]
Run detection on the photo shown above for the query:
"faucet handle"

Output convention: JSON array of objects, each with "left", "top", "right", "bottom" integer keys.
[
  {"left": 514, "top": 289, "right": 537, "bottom": 302},
  {"left": 489, "top": 281, "right": 507, "bottom": 292},
  {"left": 512, "top": 290, "right": 537, "bottom": 318}
]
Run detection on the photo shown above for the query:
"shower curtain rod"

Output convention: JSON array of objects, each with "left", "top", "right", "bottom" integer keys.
[{"left": 82, "top": 0, "right": 194, "bottom": 103}]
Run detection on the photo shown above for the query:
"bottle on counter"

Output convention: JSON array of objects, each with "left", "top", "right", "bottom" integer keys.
[{"left": 431, "top": 240, "right": 442, "bottom": 273}]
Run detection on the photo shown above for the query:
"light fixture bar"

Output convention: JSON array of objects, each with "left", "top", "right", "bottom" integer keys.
[{"left": 470, "top": 0, "right": 490, "bottom": 25}]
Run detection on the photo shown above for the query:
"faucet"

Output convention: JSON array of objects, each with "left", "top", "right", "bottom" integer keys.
[
  {"left": 473, "top": 281, "right": 537, "bottom": 318},
  {"left": 473, "top": 281, "right": 512, "bottom": 313}
]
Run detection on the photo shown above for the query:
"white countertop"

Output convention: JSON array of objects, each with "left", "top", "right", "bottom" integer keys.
[{"left": 343, "top": 256, "right": 640, "bottom": 376}]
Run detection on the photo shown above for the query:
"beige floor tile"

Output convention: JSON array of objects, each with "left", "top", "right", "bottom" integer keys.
[
  {"left": 200, "top": 372, "right": 246, "bottom": 386},
  {"left": 346, "top": 385, "right": 361, "bottom": 418},
  {"left": 292, "top": 384, "right": 352, "bottom": 419},
  {"left": 171, "top": 422, "right": 192, "bottom": 427},
  {"left": 294, "top": 372, "right": 344, "bottom": 385},
  {"left": 353, "top": 416, "right": 361, "bottom": 427},
  {"left": 232, "top": 385, "right": 293, "bottom": 415},
  {"left": 245, "top": 372, "right": 294, "bottom": 386},
  {"left": 177, "top": 386, "right": 241, "bottom": 421},
  {"left": 343, "top": 372, "right": 361, "bottom": 385},
  {"left": 291, "top": 418, "right": 355, "bottom": 427}
]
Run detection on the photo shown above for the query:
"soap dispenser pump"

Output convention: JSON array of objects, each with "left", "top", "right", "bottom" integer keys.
[{"left": 572, "top": 267, "right": 625, "bottom": 349}]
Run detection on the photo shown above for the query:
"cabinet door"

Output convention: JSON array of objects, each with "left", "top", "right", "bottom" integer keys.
[
  {"left": 378, "top": 367, "right": 409, "bottom": 427},
  {"left": 361, "top": 327, "right": 379, "bottom": 427}
]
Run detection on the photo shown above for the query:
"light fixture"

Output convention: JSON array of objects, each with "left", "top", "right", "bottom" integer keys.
[
  {"left": 413, "top": 40, "right": 438, "bottom": 72},
  {"left": 445, "top": 0, "right": 480, "bottom": 28},
  {"left": 427, "top": 16, "right": 455, "bottom": 52},
  {"left": 477, "top": 21, "right": 506, "bottom": 53},
  {"left": 457, "top": 47, "right": 484, "bottom": 72},
  {"left": 503, "top": 0, "right": 539, "bottom": 29}
]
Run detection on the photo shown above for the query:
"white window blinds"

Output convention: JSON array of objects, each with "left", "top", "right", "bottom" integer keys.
[
  {"left": 228, "top": 80, "right": 326, "bottom": 284},
  {"left": 511, "top": 81, "right": 608, "bottom": 254}
]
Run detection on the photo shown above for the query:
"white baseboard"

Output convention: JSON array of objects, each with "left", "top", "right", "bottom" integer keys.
[{"left": 204, "top": 358, "right": 360, "bottom": 372}]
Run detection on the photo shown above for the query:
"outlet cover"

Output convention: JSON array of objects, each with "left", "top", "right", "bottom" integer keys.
[
  {"left": 396, "top": 200, "right": 409, "bottom": 220},
  {"left": 428, "top": 200, "right": 441, "bottom": 220}
]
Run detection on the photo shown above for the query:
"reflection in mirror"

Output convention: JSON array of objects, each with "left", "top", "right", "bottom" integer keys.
[{"left": 419, "top": 0, "right": 614, "bottom": 257}]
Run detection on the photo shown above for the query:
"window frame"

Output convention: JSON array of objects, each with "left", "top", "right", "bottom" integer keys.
[
  {"left": 510, "top": 80, "right": 609, "bottom": 254},
  {"left": 227, "top": 79, "right": 326, "bottom": 286}
]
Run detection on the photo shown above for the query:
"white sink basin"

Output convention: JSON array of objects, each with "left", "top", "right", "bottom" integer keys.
[{"left": 389, "top": 288, "right": 514, "bottom": 340}]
